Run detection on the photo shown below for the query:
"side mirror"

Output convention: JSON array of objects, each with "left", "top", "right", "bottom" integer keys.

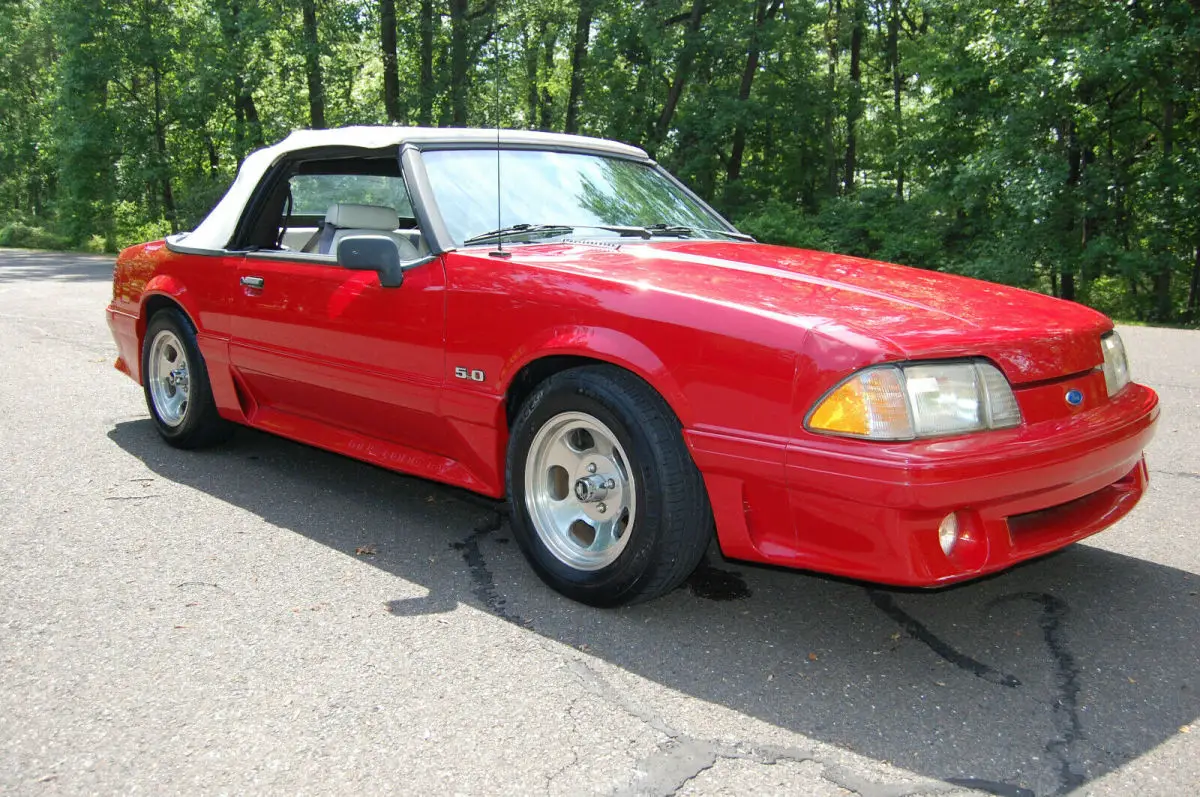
[{"left": 336, "top": 235, "right": 404, "bottom": 288}]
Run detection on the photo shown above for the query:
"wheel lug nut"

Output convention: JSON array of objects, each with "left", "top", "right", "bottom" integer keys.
[
  {"left": 604, "top": 479, "right": 615, "bottom": 489},
  {"left": 587, "top": 463, "right": 597, "bottom": 474},
  {"left": 597, "top": 502, "right": 607, "bottom": 513}
]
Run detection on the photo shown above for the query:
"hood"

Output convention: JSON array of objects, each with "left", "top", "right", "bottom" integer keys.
[{"left": 510, "top": 240, "right": 1112, "bottom": 384}]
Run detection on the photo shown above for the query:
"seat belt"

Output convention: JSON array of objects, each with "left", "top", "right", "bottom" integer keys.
[
  {"left": 276, "top": 188, "right": 294, "bottom": 249},
  {"left": 300, "top": 223, "right": 325, "bottom": 253}
]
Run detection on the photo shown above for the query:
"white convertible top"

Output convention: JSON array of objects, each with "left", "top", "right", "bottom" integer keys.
[{"left": 176, "top": 126, "right": 650, "bottom": 250}]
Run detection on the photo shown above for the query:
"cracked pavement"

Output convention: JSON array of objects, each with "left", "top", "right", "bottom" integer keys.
[{"left": 1, "top": 250, "right": 1198, "bottom": 795}]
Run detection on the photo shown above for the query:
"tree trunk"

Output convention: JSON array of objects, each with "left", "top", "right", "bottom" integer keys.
[
  {"left": 380, "top": 0, "right": 400, "bottom": 123},
  {"left": 151, "top": 66, "right": 177, "bottom": 233},
  {"left": 823, "top": 0, "right": 840, "bottom": 196},
  {"left": 232, "top": 74, "right": 246, "bottom": 161},
  {"left": 204, "top": 134, "right": 219, "bottom": 177},
  {"left": 523, "top": 25, "right": 539, "bottom": 127},
  {"left": 727, "top": 0, "right": 779, "bottom": 185},
  {"left": 539, "top": 26, "right": 557, "bottom": 131},
  {"left": 564, "top": 0, "right": 594, "bottom": 134},
  {"left": 1080, "top": 143, "right": 1096, "bottom": 289},
  {"left": 1061, "top": 270, "right": 1076, "bottom": 302},
  {"left": 231, "top": 79, "right": 264, "bottom": 162},
  {"left": 301, "top": 0, "right": 325, "bottom": 128},
  {"left": 239, "top": 92, "right": 263, "bottom": 148},
  {"left": 449, "top": 0, "right": 469, "bottom": 125},
  {"left": 652, "top": 0, "right": 706, "bottom": 149},
  {"left": 843, "top": 0, "right": 863, "bottom": 193},
  {"left": 888, "top": 0, "right": 903, "bottom": 198},
  {"left": 418, "top": 0, "right": 434, "bottom": 125},
  {"left": 30, "top": 173, "right": 42, "bottom": 218},
  {"left": 726, "top": 52, "right": 759, "bottom": 184},
  {"left": 1152, "top": 97, "right": 1174, "bottom": 321},
  {"left": 1056, "top": 119, "right": 1081, "bottom": 302},
  {"left": 217, "top": 1, "right": 262, "bottom": 161},
  {"left": 1187, "top": 244, "right": 1200, "bottom": 324}
]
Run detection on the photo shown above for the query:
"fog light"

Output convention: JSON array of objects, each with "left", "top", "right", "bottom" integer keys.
[{"left": 938, "top": 513, "right": 960, "bottom": 556}]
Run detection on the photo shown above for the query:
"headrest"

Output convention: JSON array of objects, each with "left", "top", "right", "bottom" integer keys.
[{"left": 324, "top": 203, "right": 399, "bottom": 231}]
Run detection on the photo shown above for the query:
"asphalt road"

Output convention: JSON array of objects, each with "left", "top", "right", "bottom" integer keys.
[{"left": 1, "top": 248, "right": 1198, "bottom": 797}]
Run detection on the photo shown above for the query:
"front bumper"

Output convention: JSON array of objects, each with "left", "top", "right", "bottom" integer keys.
[{"left": 691, "top": 383, "right": 1159, "bottom": 586}]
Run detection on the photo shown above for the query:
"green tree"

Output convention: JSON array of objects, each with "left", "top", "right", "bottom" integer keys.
[{"left": 0, "top": 0, "right": 1196, "bottom": 325}]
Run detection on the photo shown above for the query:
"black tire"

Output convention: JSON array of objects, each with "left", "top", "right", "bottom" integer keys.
[
  {"left": 141, "top": 307, "right": 233, "bottom": 449},
  {"left": 506, "top": 365, "right": 713, "bottom": 606}
]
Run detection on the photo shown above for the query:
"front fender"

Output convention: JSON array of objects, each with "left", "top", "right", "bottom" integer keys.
[{"left": 501, "top": 325, "right": 694, "bottom": 428}]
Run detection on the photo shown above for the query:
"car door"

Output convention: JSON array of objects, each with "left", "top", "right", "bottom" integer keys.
[
  {"left": 228, "top": 249, "right": 449, "bottom": 454},
  {"left": 224, "top": 160, "right": 450, "bottom": 453}
]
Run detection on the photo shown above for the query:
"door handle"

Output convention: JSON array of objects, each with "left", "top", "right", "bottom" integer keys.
[{"left": 240, "top": 275, "right": 265, "bottom": 289}]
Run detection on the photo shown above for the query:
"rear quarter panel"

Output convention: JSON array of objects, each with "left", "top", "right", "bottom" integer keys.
[{"left": 110, "top": 241, "right": 238, "bottom": 387}]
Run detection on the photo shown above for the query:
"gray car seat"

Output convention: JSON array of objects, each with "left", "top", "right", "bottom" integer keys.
[{"left": 312, "top": 203, "right": 421, "bottom": 261}]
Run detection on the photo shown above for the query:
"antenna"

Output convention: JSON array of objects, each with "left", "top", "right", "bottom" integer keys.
[{"left": 489, "top": 4, "right": 511, "bottom": 259}]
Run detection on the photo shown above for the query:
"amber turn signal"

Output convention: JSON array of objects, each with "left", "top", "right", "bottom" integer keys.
[{"left": 807, "top": 367, "right": 913, "bottom": 439}]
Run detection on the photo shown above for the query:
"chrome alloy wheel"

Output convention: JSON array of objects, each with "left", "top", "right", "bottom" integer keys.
[
  {"left": 146, "top": 329, "right": 191, "bottom": 427},
  {"left": 524, "top": 411, "right": 637, "bottom": 571}
]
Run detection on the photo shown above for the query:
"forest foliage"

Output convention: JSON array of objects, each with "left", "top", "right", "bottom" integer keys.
[{"left": 1, "top": 0, "right": 1198, "bottom": 324}]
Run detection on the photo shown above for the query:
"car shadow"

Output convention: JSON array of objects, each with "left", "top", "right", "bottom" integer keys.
[
  {"left": 107, "top": 420, "right": 1200, "bottom": 797},
  {"left": 0, "top": 249, "right": 115, "bottom": 282}
]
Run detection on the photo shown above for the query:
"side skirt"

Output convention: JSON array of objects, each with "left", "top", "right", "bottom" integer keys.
[{"left": 243, "top": 405, "right": 499, "bottom": 498}]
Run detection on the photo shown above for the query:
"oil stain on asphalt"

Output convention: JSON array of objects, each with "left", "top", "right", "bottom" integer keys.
[{"left": 685, "top": 560, "right": 753, "bottom": 601}]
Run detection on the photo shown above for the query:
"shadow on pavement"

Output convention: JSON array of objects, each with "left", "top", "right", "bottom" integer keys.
[
  {"left": 0, "top": 249, "right": 114, "bottom": 283},
  {"left": 108, "top": 419, "right": 1200, "bottom": 797}
]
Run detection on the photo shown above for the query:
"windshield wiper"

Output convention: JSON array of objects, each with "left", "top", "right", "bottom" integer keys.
[
  {"left": 562, "top": 223, "right": 755, "bottom": 241},
  {"left": 461, "top": 223, "right": 576, "bottom": 246},
  {"left": 644, "top": 223, "right": 756, "bottom": 242},
  {"left": 461, "top": 221, "right": 755, "bottom": 247},
  {"left": 463, "top": 222, "right": 665, "bottom": 245}
]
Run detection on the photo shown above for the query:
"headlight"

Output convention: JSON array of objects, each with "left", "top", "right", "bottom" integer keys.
[
  {"left": 806, "top": 360, "right": 1022, "bottom": 440},
  {"left": 1101, "top": 331, "right": 1130, "bottom": 397}
]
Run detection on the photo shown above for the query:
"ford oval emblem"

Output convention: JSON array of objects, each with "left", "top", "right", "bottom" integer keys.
[{"left": 1065, "top": 389, "right": 1084, "bottom": 406}]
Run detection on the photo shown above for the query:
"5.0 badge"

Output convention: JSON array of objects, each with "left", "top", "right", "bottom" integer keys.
[{"left": 454, "top": 367, "right": 486, "bottom": 382}]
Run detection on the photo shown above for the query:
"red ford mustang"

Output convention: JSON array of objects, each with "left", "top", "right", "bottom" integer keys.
[{"left": 106, "top": 127, "right": 1159, "bottom": 606}]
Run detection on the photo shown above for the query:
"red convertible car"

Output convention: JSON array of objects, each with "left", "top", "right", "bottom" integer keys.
[{"left": 107, "top": 127, "right": 1159, "bottom": 606}]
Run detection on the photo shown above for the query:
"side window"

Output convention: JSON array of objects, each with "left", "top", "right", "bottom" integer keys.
[
  {"left": 237, "top": 154, "right": 431, "bottom": 255},
  {"left": 289, "top": 174, "right": 414, "bottom": 220},
  {"left": 266, "top": 163, "right": 428, "bottom": 258}
]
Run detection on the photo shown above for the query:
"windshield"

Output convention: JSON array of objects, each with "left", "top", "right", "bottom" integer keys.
[{"left": 420, "top": 149, "right": 734, "bottom": 246}]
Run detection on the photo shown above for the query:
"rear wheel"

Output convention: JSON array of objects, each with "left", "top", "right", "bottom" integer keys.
[
  {"left": 507, "top": 365, "right": 712, "bottom": 606},
  {"left": 141, "top": 308, "right": 232, "bottom": 449}
]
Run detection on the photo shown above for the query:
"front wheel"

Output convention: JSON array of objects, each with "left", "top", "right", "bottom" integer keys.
[{"left": 506, "top": 366, "right": 712, "bottom": 606}]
